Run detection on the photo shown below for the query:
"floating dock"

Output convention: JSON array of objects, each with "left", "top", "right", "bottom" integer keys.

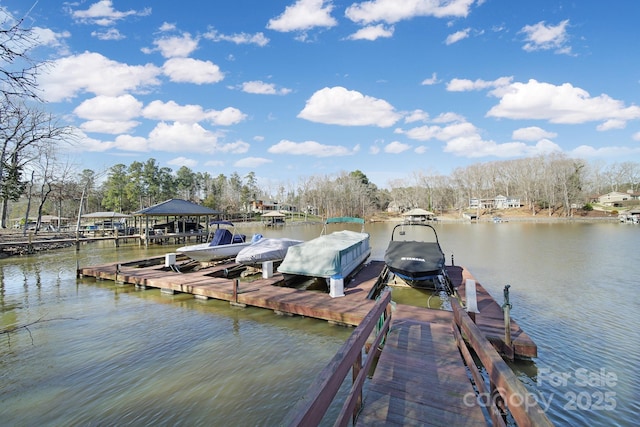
[{"left": 78, "top": 257, "right": 536, "bottom": 358}]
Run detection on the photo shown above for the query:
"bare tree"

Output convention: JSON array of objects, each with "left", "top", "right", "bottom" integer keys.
[
  {"left": 0, "top": 9, "right": 43, "bottom": 101},
  {"left": 0, "top": 101, "right": 72, "bottom": 227}
]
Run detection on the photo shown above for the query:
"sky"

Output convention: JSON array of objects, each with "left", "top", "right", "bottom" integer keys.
[{"left": 3, "top": 0, "right": 640, "bottom": 189}]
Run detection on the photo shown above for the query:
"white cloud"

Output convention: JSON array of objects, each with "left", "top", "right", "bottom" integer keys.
[
  {"left": 111, "top": 134, "right": 149, "bottom": 152},
  {"left": 447, "top": 76, "right": 513, "bottom": 92},
  {"left": 146, "top": 33, "right": 199, "bottom": 58},
  {"left": 39, "top": 52, "right": 161, "bottom": 101},
  {"left": 345, "top": 0, "right": 475, "bottom": 25},
  {"left": 520, "top": 20, "right": 570, "bottom": 53},
  {"left": 432, "top": 112, "right": 466, "bottom": 123},
  {"left": 234, "top": 157, "right": 273, "bottom": 168},
  {"left": 414, "top": 146, "right": 427, "bottom": 154},
  {"left": 570, "top": 145, "right": 640, "bottom": 159},
  {"left": 298, "top": 86, "right": 401, "bottom": 127},
  {"left": 91, "top": 28, "right": 125, "bottom": 40},
  {"left": 512, "top": 126, "right": 557, "bottom": 141},
  {"left": 384, "top": 141, "right": 411, "bottom": 153},
  {"left": 487, "top": 79, "right": 640, "bottom": 126},
  {"left": 445, "top": 28, "right": 470, "bottom": 45},
  {"left": 203, "top": 29, "right": 269, "bottom": 46},
  {"left": 167, "top": 156, "right": 198, "bottom": 168},
  {"left": 399, "top": 117, "right": 563, "bottom": 159},
  {"left": 74, "top": 94, "right": 143, "bottom": 121},
  {"left": 70, "top": 0, "right": 151, "bottom": 26},
  {"left": 209, "top": 107, "right": 247, "bottom": 126},
  {"left": 267, "top": 0, "right": 337, "bottom": 32},
  {"left": 347, "top": 24, "right": 394, "bottom": 41},
  {"left": 268, "top": 139, "right": 357, "bottom": 157},
  {"left": 80, "top": 120, "right": 140, "bottom": 134},
  {"left": 404, "top": 109, "right": 429, "bottom": 123},
  {"left": 241, "top": 81, "right": 292, "bottom": 95},
  {"left": 144, "top": 122, "right": 250, "bottom": 154},
  {"left": 32, "top": 27, "right": 71, "bottom": 50},
  {"left": 444, "top": 135, "right": 561, "bottom": 158},
  {"left": 597, "top": 119, "right": 626, "bottom": 131},
  {"left": 162, "top": 57, "right": 224, "bottom": 84},
  {"left": 421, "top": 73, "right": 439, "bottom": 86},
  {"left": 159, "top": 22, "right": 176, "bottom": 32},
  {"left": 142, "top": 100, "right": 246, "bottom": 125}
]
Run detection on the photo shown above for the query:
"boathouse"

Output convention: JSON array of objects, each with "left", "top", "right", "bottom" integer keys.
[{"left": 133, "top": 199, "right": 220, "bottom": 245}]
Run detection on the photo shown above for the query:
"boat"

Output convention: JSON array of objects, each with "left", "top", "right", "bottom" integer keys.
[
  {"left": 176, "top": 221, "right": 257, "bottom": 262},
  {"left": 277, "top": 217, "right": 371, "bottom": 292},
  {"left": 235, "top": 237, "right": 303, "bottom": 266},
  {"left": 383, "top": 223, "right": 453, "bottom": 292}
]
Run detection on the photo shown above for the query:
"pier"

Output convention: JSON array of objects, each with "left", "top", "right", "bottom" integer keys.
[{"left": 78, "top": 257, "right": 548, "bottom": 426}]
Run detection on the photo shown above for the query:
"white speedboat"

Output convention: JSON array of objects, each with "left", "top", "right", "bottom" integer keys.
[
  {"left": 235, "top": 237, "right": 303, "bottom": 266},
  {"left": 176, "top": 221, "right": 256, "bottom": 262}
]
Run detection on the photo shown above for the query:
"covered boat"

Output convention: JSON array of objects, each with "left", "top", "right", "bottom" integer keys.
[
  {"left": 383, "top": 223, "right": 452, "bottom": 292},
  {"left": 277, "top": 217, "right": 371, "bottom": 292},
  {"left": 235, "top": 237, "right": 303, "bottom": 266},
  {"left": 176, "top": 221, "right": 256, "bottom": 262}
]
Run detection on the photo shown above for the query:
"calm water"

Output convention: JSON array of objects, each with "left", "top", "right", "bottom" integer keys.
[{"left": 1, "top": 221, "right": 638, "bottom": 426}]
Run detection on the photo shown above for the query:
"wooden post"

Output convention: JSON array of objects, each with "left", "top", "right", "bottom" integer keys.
[
  {"left": 233, "top": 279, "right": 238, "bottom": 303},
  {"left": 502, "top": 285, "right": 512, "bottom": 348},
  {"left": 353, "top": 351, "right": 363, "bottom": 425}
]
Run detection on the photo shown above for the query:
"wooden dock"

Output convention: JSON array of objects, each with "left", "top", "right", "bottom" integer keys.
[
  {"left": 79, "top": 257, "right": 547, "bottom": 426},
  {"left": 78, "top": 258, "right": 536, "bottom": 358},
  {"left": 356, "top": 304, "right": 487, "bottom": 426},
  {"left": 79, "top": 256, "right": 385, "bottom": 326},
  {"left": 446, "top": 265, "right": 537, "bottom": 359}
]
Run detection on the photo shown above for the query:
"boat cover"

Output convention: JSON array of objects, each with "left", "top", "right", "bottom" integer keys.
[
  {"left": 384, "top": 240, "right": 445, "bottom": 281},
  {"left": 278, "top": 230, "right": 369, "bottom": 278},
  {"left": 209, "top": 229, "right": 245, "bottom": 246},
  {"left": 235, "top": 238, "right": 303, "bottom": 265}
]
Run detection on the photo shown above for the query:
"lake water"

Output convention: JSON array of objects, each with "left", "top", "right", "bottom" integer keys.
[{"left": 1, "top": 221, "right": 638, "bottom": 426}]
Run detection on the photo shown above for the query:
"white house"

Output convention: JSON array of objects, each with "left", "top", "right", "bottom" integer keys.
[
  {"left": 598, "top": 191, "right": 631, "bottom": 206},
  {"left": 469, "top": 195, "right": 520, "bottom": 209}
]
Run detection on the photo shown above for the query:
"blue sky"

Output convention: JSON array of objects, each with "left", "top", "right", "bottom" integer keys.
[{"left": 4, "top": 0, "right": 640, "bottom": 189}]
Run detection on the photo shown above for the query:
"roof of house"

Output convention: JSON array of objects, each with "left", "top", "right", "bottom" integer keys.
[{"left": 81, "top": 211, "right": 131, "bottom": 219}]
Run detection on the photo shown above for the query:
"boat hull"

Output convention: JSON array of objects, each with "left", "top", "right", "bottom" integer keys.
[
  {"left": 235, "top": 238, "right": 303, "bottom": 266},
  {"left": 177, "top": 241, "right": 252, "bottom": 262}
]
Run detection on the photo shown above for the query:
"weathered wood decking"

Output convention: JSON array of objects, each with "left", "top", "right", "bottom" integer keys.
[
  {"left": 356, "top": 305, "right": 486, "bottom": 426},
  {"left": 79, "top": 257, "right": 385, "bottom": 326},
  {"left": 78, "top": 258, "right": 536, "bottom": 358},
  {"left": 447, "top": 265, "right": 537, "bottom": 359}
]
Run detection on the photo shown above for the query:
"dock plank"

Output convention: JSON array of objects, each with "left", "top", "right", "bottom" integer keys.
[
  {"left": 357, "top": 305, "right": 486, "bottom": 426},
  {"left": 79, "top": 260, "right": 386, "bottom": 326}
]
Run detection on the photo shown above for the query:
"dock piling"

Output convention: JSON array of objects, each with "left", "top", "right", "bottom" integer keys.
[{"left": 502, "top": 284, "right": 512, "bottom": 349}]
